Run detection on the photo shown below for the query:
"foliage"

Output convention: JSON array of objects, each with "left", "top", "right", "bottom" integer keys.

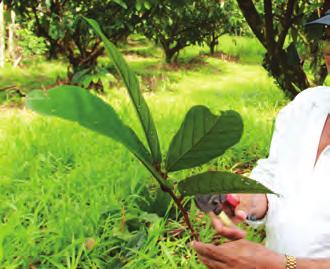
[
  {"left": 201, "top": 0, "right": 246, "bottom": 55},
  {"left": 236, "top": 0, "right": 326, "bottom": 98},
  {"left": 0, "top": 33, "right": 286, "bottom": 267},
  {"left": 71, "top": 66, "right": 116, "bottom": 91},
  {"left": 139, "top": 0, "right": 240, "bottom": 63},
  {"left": 178, "top": 171, "right": 275, "bottom": 196},
  {"left": 27, "top": 18, "right": 274, "bottom": 243},
  {"left": 6, "top": 0, "right": 154, "bottom": 77},
  {"left": 165, "top": 107, "right": 243, "bottom": 172},
  {"left": 16, "top": 28, "right": 47, "bottom": 58},
  {"left": 301, "top": 3, "right": 330, "bottom": 85}
]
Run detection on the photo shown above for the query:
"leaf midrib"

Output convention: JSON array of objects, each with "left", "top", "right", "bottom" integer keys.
[{"left": 168, "top": 112, "right": 231, "bottom": 170}]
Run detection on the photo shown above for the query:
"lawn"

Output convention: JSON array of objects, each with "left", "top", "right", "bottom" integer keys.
[{"left": 0, "top": 35, "right": 287, "bottom": 268}]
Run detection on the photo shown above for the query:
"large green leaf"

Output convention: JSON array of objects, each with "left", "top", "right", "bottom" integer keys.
[
  {"left": 165, "top": 106, "right": 243, "bottom": 172},
  {"left": 84, "top": 17, "right": 162, "bottom": 165},
  {"left": 27, "top": 86, "right": 150, "bottom": 159},
  {"left": 178, "top": 171, "right": 275, "bottom": 196},
  {"left": 26, "top": 86, "right": 171, "bottom": 189}
]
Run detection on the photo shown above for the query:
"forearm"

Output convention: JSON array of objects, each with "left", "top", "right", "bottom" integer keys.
[{"left": 297, "top": 258, "right": 330, "bottom": 269}]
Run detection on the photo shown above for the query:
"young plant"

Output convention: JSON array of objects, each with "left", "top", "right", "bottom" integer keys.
[{"left": 26, "top": 18, "right": 274, "bottom": 241}]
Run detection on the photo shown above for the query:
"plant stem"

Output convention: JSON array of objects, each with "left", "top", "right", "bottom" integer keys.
[
  {"left": 156, "top": 167, "right": 199, "bottom": 240},
  {"left": 166, "top": 187, "right": 200, "bottom": 241}
]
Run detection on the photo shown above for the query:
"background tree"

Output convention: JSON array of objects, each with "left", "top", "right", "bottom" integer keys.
[
  {"left": 6, "top": 0, "right": 152, "bottom": 78},
  {"left": 7, "top": 9, "right": 15, "bottom": 63},
  {"left": 236, "top": 0, "right": 325, "bottom": 98},
  {"left": 203, "top": 0, "right": 246, "bottom": 55},
  {"left": 302, "top": 1, "right": 330, "bottom": 86},
  {"left": 0, "top": 0, "right": 5, "bottom": 68},
  {"left": 140, "top": 0, "right": 231, "bottom": 63}
]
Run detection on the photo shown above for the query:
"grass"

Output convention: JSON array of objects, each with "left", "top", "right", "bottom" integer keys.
[
  {"left": 0, "top": 35, "right": 287, "bottom": 268},
  {"left": 0, "top": 59, "right": 66, "bottom": 106},
  {"left": 217, "top": 35, "right": 266, "bottom": 64}
]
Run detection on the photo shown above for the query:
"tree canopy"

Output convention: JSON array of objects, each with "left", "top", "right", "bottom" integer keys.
[{"left": 237, "top": 0, "right": 328, "bottom": 97}]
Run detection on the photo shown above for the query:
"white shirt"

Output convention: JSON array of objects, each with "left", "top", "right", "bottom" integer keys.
[{"left": 250, "top": 86, "right": 330, "bottom": 258}]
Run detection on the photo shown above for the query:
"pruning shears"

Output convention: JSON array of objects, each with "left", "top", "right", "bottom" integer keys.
[{"left": 195, "top": 194, "right": 240, "bottom": 216}]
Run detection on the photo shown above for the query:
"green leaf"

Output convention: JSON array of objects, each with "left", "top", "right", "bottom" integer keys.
[
  {"left": 136, "top": 1, "right": 142, "bottom": 11},
  {"left": 27, "top": 86, "right": 171, "bottom": 189},
  {"left": 112, "top": 0, "right": 128, "bottom": 9},
  {"left": 144, "top": 1, "right": 152, "bottom": 10},
  {"left": 165, "top": 106, "right": 243, "bottom": 172},
  {"left": 83, "top": 17, "right": 162, "bottom": 165},
  {"left": 27, "top": 86, "right": 152, "bottom": 161},
  {"left": 178, "top": 171, "right": 275, "bottom": 196}
]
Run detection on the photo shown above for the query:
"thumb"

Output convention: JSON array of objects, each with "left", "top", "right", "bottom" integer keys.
[{"left": 233, "top": 209, "right": 247, "bottom": 224}]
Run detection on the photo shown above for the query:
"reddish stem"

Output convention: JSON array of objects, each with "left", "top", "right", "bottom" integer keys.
[
  {"left": 156, "top": 167, "right": 199, "bottom": 240},
  {"left": 167, "top": 188, "right": 200, "bottom": 241}
]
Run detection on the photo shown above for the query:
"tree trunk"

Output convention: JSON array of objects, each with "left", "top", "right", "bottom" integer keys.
[
  {"left": 8, "top": 9, "right": 16, "bottom": 64},
  {"left": 47, "top": 40, "right": 60, "bottom": 60},
  {"left": 162, "top": 42, "right": 185, "bottom": 64},
  {"left": 0, "top": 1, "right": 5, "bottom": 68},
  {"left": 263, "top": 49, "right": 309, "bottom": 98},
  {"left": 164, "top": 47, "right": 177, "bottom": 64},
  {"left": 209, "top": 33, "right": 219, "bottom": 55},
  {"left": 210, "top": 44, "right": 215, "bottom": 55},
  {"left": 236, "top": 0, "right": 310, "bottom": 99},
  {"left": 67, "top": 46, "right": 104, "bottom": 81}
]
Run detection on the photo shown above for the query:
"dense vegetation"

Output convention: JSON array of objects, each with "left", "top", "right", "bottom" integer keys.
[
  {"left": 1, "top": 1, "right": 329, "bottom": 97},
  {"left": 0, "top": 35, "right": 287, "bottom": 268}
]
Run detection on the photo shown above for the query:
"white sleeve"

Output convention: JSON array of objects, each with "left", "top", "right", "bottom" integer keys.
[{"left": 246, "top": 101, "right": 294, "bottom": 228}]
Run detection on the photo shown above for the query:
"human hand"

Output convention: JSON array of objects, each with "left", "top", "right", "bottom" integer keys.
[
  {"left": 192, "top": 239, "right": 285, "bottom": 269},
  {"left": 206, "top": 194, "right": 246, "bottom": 240},
  {"left": 208, "top": 194, "right": 268, "bottom": 240}
]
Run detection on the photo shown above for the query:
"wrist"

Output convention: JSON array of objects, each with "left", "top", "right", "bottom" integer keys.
[
  {"left": 248, "top": 194, "right": 268, "bottom": 220},
  {"left": 296, "top": 258, "right": 320, "bottom": 269},
  {"left": 285, "top": 255, "right": 297, "bottom": 269},
  {"left": 271, "top": 253, "right": 286, "bottom": 269}
]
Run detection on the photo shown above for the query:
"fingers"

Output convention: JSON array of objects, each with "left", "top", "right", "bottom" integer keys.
[
  {"left": 192, "top": 241, "right": 224, "bottom": 262},
  {"left": 198, "top": 255, "right": 225, "bottom": 269},
  {"left": 208, "top": 211, "right": 246, "bottom": 240},
  {"left": 219, "top": 226, "right": 246, "bottom": 240},
  {"left": 209, "top": 211, "right": 223, "bottom": 231},
  {"left": 233, "top": 209, "right": 247, "bottom": 223}
]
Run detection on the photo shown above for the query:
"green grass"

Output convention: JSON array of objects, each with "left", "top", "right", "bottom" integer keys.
[
  {"left": 217, "top": 35, "right": 266, "bottom": 64},
  {"left": 0, "top": 59, "right": 66, "bottom": 105},
  {"left": 0, "top": 60, "right": 66, "bottom": 90},
  {"left": 0, "top": 36, "right": 287, "bottom": 268}
]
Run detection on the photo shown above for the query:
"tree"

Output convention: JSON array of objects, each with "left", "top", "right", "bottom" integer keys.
[
  {"left": 0, "top": 0, "right": 5, "bottom": 68},
  {"left": 6, "top": 0, "right": 152, "bottom": 78},
  {"left": 236, "top": 0, "right": 325, "bottom": 98},
  {"left": 202, "top": 0, "right": 246, "bottom": 55},
  {"left": 139, "top": 1, "right": 213, "bottom": 63},
  {"left": 7, "top": 9, "right": 16, "bottom": 65},
  {"left": 302, "top": 2, "right": 330, "bottom": 86}
]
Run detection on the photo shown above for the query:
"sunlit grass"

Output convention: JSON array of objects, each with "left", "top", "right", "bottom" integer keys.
[
  {"left": 217, "top": 34, "right": 266, "bottom": 64},
  {"left": 0, "top": 60, "right": 66, "bottom": 91},
  {"left": 0, "top": 36, "right": 287, "bottom": 268}
]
